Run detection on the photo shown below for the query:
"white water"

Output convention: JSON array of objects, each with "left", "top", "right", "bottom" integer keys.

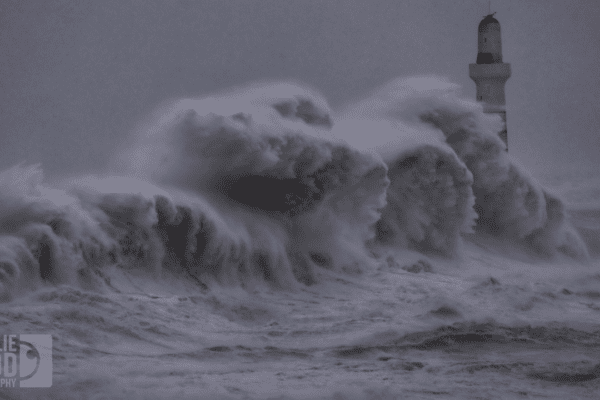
[{"left": 1, "top": 77, "right": 599, "bottom": 399}]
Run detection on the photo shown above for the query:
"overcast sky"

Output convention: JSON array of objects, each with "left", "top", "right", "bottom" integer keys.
[{"left": 1, "top": 0, "right": 598, "bottom": 178}]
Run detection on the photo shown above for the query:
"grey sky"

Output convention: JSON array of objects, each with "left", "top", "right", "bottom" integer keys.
[{"left": 1, "top": 0, "right": 598, "bottom": 178}]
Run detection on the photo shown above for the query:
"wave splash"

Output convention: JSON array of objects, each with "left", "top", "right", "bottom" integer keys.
[{"left": 0, "top": 77, "right": 589, "bottom": 300}]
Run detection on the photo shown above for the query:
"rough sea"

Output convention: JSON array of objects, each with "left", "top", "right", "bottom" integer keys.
[{"left": 1, "top": 76, "right": 599, "bottom": 399}]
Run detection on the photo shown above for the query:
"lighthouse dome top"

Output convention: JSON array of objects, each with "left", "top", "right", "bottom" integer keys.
[{"left": 479, "top": 13, "right": 500, "bottom": 31}]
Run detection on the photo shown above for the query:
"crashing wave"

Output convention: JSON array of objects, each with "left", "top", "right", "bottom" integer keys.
[{"left": 0, "top": 78, "right": 590, "bottom": 301}]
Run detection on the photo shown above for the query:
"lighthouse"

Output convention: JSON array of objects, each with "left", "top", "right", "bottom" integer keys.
[{"left": 469, "top": 13, "right": 511, "bottom": 148}]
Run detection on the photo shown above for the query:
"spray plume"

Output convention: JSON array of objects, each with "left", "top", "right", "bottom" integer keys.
[{"left": 0, "top": 78, "right": 589, "bottom": 301}]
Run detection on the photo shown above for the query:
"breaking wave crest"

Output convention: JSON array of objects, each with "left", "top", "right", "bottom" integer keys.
[
  {"left": 0, "top": 78, "right": 590, "bottom": 300},
  {"left": 350, "top": 76, "right": 588, "bottom": 260}
]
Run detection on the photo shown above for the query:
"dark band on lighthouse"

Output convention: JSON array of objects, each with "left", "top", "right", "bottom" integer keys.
[{"left": 469, "top": 13, "right": 511, "bottom": 149}]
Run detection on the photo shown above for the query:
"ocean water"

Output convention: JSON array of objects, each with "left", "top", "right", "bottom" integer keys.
[{"left": 1, "top": 77, "right": 599, "bottom": 399}]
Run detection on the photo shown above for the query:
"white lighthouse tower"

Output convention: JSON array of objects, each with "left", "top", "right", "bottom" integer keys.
[{"left": 469, "top": 13, "right": 511, "bottom": 148}]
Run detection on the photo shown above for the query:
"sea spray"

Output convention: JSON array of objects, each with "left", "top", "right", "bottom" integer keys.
[
  {"left": 337, "top": 77, "right": 478, "bottom": 256},
  {"left": 341, "top": 76, "right": 589, "bottom": 260},
  {"left": 0, "top": 83, "right": 391, "bottom": 300},
  {"left": 0, "top": 78, "right": 590, "bottom": 302},
  {"left": 376, "top": 144, "right": 476, "bottom": 256},
  {"left": 115, "top": 82, "right": 390, "bottom": 282}
]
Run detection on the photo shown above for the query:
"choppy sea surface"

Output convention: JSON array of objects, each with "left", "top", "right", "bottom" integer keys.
[{"left": 1, "top": 77, "right": 599, "bottom": 399}]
